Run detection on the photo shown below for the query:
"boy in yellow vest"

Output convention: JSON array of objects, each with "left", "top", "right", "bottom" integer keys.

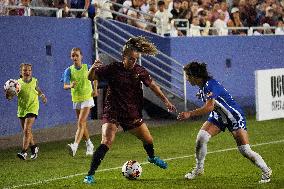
[{"left": 63, "top": 48, "right": 98, "bottom": 156}]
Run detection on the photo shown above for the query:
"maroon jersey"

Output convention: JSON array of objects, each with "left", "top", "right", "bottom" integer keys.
[{"left": 94, "top": 62, "right": 152, "bottom": 121}]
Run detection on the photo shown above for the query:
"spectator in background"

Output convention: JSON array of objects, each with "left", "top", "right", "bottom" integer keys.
[
  {"left": 70, "top": 0, "right": 90, "bottom": 18},
  {"left": 209, "top": 2, "right": 220, "bottom": 23},
  {"left": 213, "top": 10, "right": 228, "bottom": 35},
  {"left": 18, "top": 0, "right": 31, "bottom": 16},
  {"left": 198, "top": 10, "right": 211, "bottom": 36},
  {"left": 190, "top": 1, "right": 199, "bottom": 16},
  {"left": 145, "top": 0, "right": 157, "bottom": 32},
  {"left": 127, "top": 0, "right": 147, "bottom": 29},
  {"left": 0, "top": 0, "right": 9, "bottom": 16},
  {"left": 189, "top": 15, "right": 201, "bottom": 36},
  {"left": 227, "top": 7, "right": 246, "bottom": 35},
  {"left": 93, "top": 0, "right": 113, "bottom": 19},
  {"left": 30, "top": 0, "right": 56, "bottom": 17},
  {"left": 171, "top": 0, "right": 183, "bottom": 19},
  {"left": 275, "top": 18, "right": 284, "bottom": 35},
  {"left": 260, "top": 6, "right": 277, "bottom": 26},
  {"left": 140, "top": 0, "right": 149, "bottom": 13},
  {"left": 219, "top": 1, "right": 229, "bottom": 23},
  {"left": 153, "top": 0, "right": 173, "bottom": 36},
  {"left": 54, "top": 0, "right": 71, "bottom": 17}
]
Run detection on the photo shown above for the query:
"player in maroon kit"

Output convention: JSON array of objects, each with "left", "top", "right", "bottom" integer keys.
[{"left": 84, "top": 36, "right": 176, "bottom": 184}]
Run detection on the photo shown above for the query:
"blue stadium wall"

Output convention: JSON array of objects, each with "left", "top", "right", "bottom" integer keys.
[
  {"left": 170, "top": 36, "right": 284, "bottom": 108},
  {"left": 0, "top": 17, "right": 283, "bottom": 136},
  {"left": 0, "top": 16, "right": 93, "bottom": 136}
]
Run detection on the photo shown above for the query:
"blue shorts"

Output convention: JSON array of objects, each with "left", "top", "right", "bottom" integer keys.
[{"left": 208, "top": 111, "right": 247, "bottom": 132}]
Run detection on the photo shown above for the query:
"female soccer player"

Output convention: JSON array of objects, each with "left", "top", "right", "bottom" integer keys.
[
  {"left": 84, "top": 36, "right": 176, "bottom": 184},
  {"left": 177, "top": 61, "right": 272, "bottom": 183},
  {"left": 5, "top": 63, "right": 47, "bottom": 160},
  {"left": 63, "top": 47, "right": 97, "bottom": 157}
]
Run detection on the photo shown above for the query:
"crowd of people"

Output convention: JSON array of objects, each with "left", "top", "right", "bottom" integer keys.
[{"left": 0, "top": 0, "right": 284, "bottom": 35}]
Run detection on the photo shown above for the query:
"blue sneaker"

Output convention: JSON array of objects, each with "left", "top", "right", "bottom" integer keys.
[
  {"left": 148, "top": 156, "right": 168, "bottom": 169},
  {"left": 83, "top": 175, "right": 95, "bottom": 184}
]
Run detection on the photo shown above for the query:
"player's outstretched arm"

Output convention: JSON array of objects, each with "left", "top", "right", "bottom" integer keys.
[
  {"left": 148, "top": 80, "right": 177, "bottom": 112},
  {"left": 177, "top": 99, "right": 215, "bottom": 120}
]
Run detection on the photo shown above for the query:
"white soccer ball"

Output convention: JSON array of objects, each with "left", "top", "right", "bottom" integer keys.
[
  {"left": 4, "top": 79, "right": 21, "bottom": 97},
  {"left": 121, "top": 160, "right": 142, "bottom": 180}
]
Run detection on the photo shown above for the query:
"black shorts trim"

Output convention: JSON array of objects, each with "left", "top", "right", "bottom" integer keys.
[{"left": 19, "top": 113, "right": 37, "bottom": 120}]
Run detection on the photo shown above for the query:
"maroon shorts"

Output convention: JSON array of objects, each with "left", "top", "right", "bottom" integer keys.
[{"left": 102, "top": 114, "right": 144, "bottom": 131}]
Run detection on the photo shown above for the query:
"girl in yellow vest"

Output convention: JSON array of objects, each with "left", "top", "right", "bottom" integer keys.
[
  {"left": 63, "top": 47, "right": 98, "bottom": 157},
  {"left": 5, "top": 63, "right": 47, "bottom": 160}
]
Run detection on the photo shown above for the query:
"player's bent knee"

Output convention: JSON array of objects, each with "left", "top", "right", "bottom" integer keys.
[
  {"left": 101, "top": 139, "right": 113, "bottom": 148},
  {"left": 196, "top": 130, "right": 211, "bottom": 144},
  {"left": 238, "top": 144, "right": 254, "bottom": 158}
]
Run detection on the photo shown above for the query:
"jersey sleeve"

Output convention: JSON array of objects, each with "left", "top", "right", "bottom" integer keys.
[
  {"left": 63, "top": 67, "right": 71, "bottom": 84},
  {"left": 204, "top": 80, "right": 222, "bottom": 100},
  {"left": 139, "top": 67, "right": 152, "bottom": 87},
  {"left": 94, "top": 64, "right": 113, "bottom": 81}
]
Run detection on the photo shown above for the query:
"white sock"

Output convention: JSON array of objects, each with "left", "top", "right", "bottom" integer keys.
[
  {"left": 195, "top": 130, "right": 211, "bottom": 169},
  {"left": 238, "top": 144, "right": 269, "bottom": 172},
  {"left": 85, "top": 138, "right": 93, "bottom": 146},
  {"left": 73, "top": 142, "right": 78, "bottom": 149}
]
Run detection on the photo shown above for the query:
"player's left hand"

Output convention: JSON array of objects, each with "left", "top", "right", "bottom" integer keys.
[
  {"left": 177, "top": 111, "right": 191, "bottom": 120},
  {"left": 41, "top": 94, "right": 47, "bottom": 104},
  {"left": 166, "top": 102, "right": 177, "bottom": 112}
]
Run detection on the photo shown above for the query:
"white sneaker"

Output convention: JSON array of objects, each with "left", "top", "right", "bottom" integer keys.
[
  {"left": 17, "top": 152, "right": 28, "bottom": 160},
  {"left": 259, "top": 167, "right": 272, "bottom": 184},
  {"left": 30, "top": 146, "right": 39, "bottom": 160},
  {"left": 185, "top": 167, "right": 204, "bottom": 180},
  {"left": 68, "top": 143, "right": 77, "bottom": 157},
  {"left": 86, "top": 143, "right": 94, "bottom": 156}
]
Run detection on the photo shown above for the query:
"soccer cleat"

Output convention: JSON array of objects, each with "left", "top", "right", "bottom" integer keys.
[
  {"left": 184, "top": 167, "right": 204, "bottom": 180},
  {"left": 259, "top": 167, "right": 272, "bottom": 183},
  {"left": 67, "top": 143, "right": 77, "bottom": 157},
  {"left": 83, "top": 175, "right": 95, "bottom": 184},
  {"left": 86, "top": 143, "right": 94, "bottom": 156},
  {"left": 30, "top": 146, "right": 39, "bottom": 160},
  {"left": 17, "top": 152, "right": 27, "bottom": 160},
  {"left": 148, "top": 156, "right": 168, "bottom": 169}
]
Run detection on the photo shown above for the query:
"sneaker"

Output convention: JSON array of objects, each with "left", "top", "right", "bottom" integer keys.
[
  {"left": 259, "top": 167, "right": 272, "bottom": 183},
  {"left": 67, "top": 143, "right": 77, "bottom": 157},
  {"left": 184, "top": 167, "right": 204, "bottom": 180},
  {"left": 30, "top": 146, "right": 39, "bottom": 160},
  {"left": 148, "top": 156, "right": 168, "bottom": 169},
  {"left": 17, "top": 152, "right": 27, "bottom": 160},
  {"left": 86, "top": 143, "right": 94, "bottom": 156},
  {"left": 83, "top": 175, "right": 95, "bottom": 184}
]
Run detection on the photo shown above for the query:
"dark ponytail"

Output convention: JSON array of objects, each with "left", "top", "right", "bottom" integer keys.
[{"left": 183, "top": 61, "right": 212, "bottom": 81}]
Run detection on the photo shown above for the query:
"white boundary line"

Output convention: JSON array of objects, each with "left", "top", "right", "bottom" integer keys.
[{"left": 4, "top": 139, "right": 284, "bottom": 189}]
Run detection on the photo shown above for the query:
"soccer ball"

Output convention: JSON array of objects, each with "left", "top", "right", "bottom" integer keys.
[
  {"left": 121, "top": 160, "right": 142, "bottom": 180},
  {"left": 4, "top": 79, "right": 21, "bottom": 99}
]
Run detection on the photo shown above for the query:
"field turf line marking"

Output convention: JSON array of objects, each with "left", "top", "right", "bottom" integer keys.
[{"left": 4, "top": 139, "right": 284, "bottom": 189}]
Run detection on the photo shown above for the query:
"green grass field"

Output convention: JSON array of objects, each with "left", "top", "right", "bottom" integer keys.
[{"left": 1, "top": 118, "right": 284, "bottom": 189}]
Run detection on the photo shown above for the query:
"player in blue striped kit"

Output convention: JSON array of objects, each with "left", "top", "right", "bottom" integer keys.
[{"left": 177, "top": 61, "right": 272, "bottom": 183}]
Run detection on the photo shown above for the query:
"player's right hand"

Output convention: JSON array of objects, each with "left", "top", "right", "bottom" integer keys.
[
  {"left": 71, "top": 81, "right": 77, "bottom": 88},
  {"left": 5, "top": 89, "right": 16, "bottom": 101},
  {"left": 92, "top": 59, "right": 103, "bottom": 68}
]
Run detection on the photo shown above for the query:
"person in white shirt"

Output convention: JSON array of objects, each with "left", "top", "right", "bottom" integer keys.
[
  {"left": 275, "top": 19, "right": 284, "bottom": 35},
  {"left": 189, "top": 16, "right": 201, "bottom": 36},
  {"left": 213, "top": 10, "right": 228, "bottom": 36},
  {"left": 153, "top": 0, "right": 173, "bottom": 36},
  {"left": 92, "top": 0, "right": 113, "bottom": 19}
]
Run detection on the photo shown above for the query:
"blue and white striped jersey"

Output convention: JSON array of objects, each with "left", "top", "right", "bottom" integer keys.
[{"left": 199, "top": 79, "right": 245, "bottom": 128}]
